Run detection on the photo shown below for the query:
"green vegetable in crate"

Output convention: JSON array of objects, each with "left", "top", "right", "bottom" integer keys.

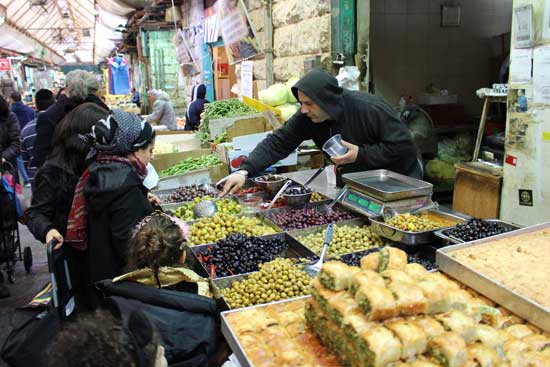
[
  {"left": 221, "top": 258, "right": 310, "bottom": 308},
  {"left": 204, "top": 99, "right": 256, "bottom": 120},
  {"left": 159, "top": 154, "right": 221, "bottom": 177},
  {"left": 258, "top": 83, "right": 288, "bottom": 107},
  {"left": 188, "top": 213, "right": 275, "bottom": 245},
  {"left": 298, "top": 225, "right": 384, "bottom": 256},
  {"left": 174, "top": 196, "right": 242, "bottom": 220}
]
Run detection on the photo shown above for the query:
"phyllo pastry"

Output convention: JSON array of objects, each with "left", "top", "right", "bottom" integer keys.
[
  {"left": 350, "top": 269, "right": 386, "bottom": 295},
  {"left": 446, "top": 288, "right": 474, "bottom": 311},
  {"left": 410, "top": 359, "right": 444, "bottom": 367},
  {"left": 387, "top": 281, "right": 429, "bottom": 316},
  {"left": 466, "top": 303, "right": 502, "bottom": 327},
  {"left": 381, "top": 269, "right": 416, "bottom": 285},
  {"left": 360, "top": 246, "right": 408, "bottom": 273},
  {"left": 417, "top": 278, "right": 452, "bottom": 314},
  {"left": 426, "top": 272, "right": 461, "bottom": 291},
  {"left": 504, "top": 324, "right": 535, "bottom": 340},
  {"left": 405, "top": 263, "right": 431, "bottom": 281},
  {"left": 342, "top": 310, "right": 375, "bottom": 339},
  {"left": 428, "top": 331, "right": 468, "bottom": 367},
  {"left": 467, "top": 342, "right": 501, "bottom": 367},
  {"left": 411, "top": 315, "right": 446, "bottom": 340},
  {"left": 355, "top": 284, "right": 397, "bottom": 321},
  {"left": 327, "top": 291, "right": 361, "bottom": 325},
  {"left": 436, "top": 310, "right": 477, "bottom": 343},
  {"left": 318, "top": 261, "right": 360, "bottom": 291},
  {"left": 385, "top": 319, "right": 428, "bottom": 360},
  {"left": 473, "top": 325, "right": 505, "bottom": 350},
  {"left": 522, "top": 334, "right": 550, "bottom": 352},
  {"left": 357, "top": 325, "right": 403, "bottom": 367}
]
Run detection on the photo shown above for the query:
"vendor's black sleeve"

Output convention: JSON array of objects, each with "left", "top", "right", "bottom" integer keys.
[{"left": 239, "top": 114, "right": 309, "bottom": 176}]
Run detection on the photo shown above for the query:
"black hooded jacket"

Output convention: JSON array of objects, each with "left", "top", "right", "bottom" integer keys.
[
  {"left": 185, "top": 84, "right": 208, "bottom": 131},
  {"left": 83, "top": 161, "right": 153, "bottom": 284},
  {"left": 239, "top": 70, "right": 419, "bottom": 177}
]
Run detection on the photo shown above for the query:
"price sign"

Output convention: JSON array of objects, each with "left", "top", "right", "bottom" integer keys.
[{"left": 0, "top": 59, "right": 11, "bottom": 71}]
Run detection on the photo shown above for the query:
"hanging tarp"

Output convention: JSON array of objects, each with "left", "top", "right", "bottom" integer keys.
[{"left": 218, "top": 0, "right": 262, "bottom": 64}]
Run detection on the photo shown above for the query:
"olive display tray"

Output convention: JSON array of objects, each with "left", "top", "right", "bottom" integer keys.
[
  {"left": 434, "top": 219, "right": 522, "bottom": 245},
  {"left": 287, "top": 218, "right": 388, "bottom": 258},
  {"left": 265, "top": 201, "right": 359, "bottom": 231},
  {"left": 161, "top": 196, "right": 241, "bottom": 216},
  {"left": 369, "top": 210, "right": 467, "bottom": 246},
  {"left": 154, "top": 184, "right": 220, "bottom": 210},
  {"left": 190, "top": 232, "right": 317, "bottom": 279}
]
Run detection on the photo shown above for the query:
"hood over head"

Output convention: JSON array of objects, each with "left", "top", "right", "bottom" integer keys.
[
  {"left": 195, "top": 84, "right": 207, "bottom": 99},
  {"left": 155, "top": 90, "right": 170, "bottom": 102},
  {"left": 291, "top": 69, "right": 344, "bottom": 121}
]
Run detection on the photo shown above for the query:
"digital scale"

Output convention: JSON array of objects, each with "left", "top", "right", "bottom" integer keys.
[{"left": 339, "top": 170, "right": 434, "bottom": 218}]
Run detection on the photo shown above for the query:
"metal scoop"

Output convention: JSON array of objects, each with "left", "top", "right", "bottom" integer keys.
[
  {"left": 320, "top": 185, "right": 348, "bottom": 215},
  {"left": 260, "top": 179, "right": 293, "bottom": 220},
  {"left": 303, "top": 223, "right": 334, "bottom": 277},
  {"left": 192, "top": 200, "right": 218, "bottom": 218},
  {"left": 382, "top": 201, "right": 440, "bottom": 222}
]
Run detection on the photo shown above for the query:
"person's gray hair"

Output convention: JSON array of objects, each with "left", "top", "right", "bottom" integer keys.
[{"left": 65, "top": 70, "right": 100, "bottom": 101}]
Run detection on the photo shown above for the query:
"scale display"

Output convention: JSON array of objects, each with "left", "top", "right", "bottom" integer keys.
[{"left": 343, "top": 190, "right": 384, "bottom": 216}]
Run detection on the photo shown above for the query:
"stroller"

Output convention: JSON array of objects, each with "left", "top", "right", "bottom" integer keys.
[{"left": 0, "top": 161, "right": 32, "bottom": 284}]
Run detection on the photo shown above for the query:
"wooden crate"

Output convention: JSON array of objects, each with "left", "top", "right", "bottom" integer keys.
[
  {"left": 452, "top": 163, "right": 502, "bottom": 219},
  {"left": 151, "top": 148, "right": 211, "bottom": 172}
]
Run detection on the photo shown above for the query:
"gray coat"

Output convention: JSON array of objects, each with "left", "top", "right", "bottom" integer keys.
[{"left": 147, "top": 91, "right": 176, "bottom": 130}]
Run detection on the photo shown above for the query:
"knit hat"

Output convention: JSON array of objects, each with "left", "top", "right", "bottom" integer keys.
[{"left": 89, "top": 109, "right": 154, "bottom": 156}]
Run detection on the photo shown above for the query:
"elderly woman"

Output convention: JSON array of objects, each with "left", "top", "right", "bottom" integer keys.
[
  {"left": 32, "top": 70, "right": 109, "bottom": 169},
  {"left": 65, "top": 110, "right": 157, "bottom": 292},
  {"left": 145, "top": 89, "right": 176, "bottom": 131}
]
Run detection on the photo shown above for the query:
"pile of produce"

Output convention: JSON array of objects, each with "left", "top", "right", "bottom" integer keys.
[
  {"left": 174, "top": 196, "right": 241, "bottom": 220},
  {"left": 386, "top": 213, "right": 443, "bottom": 232},
  {"left": 160, "top": 184, "right": 218, "bottom": 204},
  {"left": 199, "top": 99, "right": 257, "bottom": 144},
  {"left": 258, "top": 77, "right": 300, "bottom": 121},
  {"left": 195, "top": 233, "right": 288, "bottom": 277},
  {"left": 310, "top": 192, "right": 327, "bottom": 202},
  {"left": 153, "top": 142, "right": 178, "bottom": 155},
  {"left": 443, "top": 218, "right": 514, "bottom": 242},
  {"left": 187, "top": 213, "right": 276, "bottom": 245},
  {"left": 268, "top": 207, "right": 356, "bottom": 230},
  {"left": 159, "top": 155, "right": 221, "bottom": 177},
  {"left": 221, "top": 258, "right": 310, "bottom": 308},
  {"left": 297, "top": 225, "right": 384, "bottom": 256}
]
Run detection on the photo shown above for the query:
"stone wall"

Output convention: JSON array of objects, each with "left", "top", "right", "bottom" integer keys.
[{"left": 243, "top": 0, "right": 331, "bottom": 83}]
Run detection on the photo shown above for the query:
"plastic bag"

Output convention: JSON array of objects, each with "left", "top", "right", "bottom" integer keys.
[
  {"left": 1, "top": 172, "right": 26, "bottom": 216},
  {"left": 336, "top": 66, "right": 360, "bottom": 90},
  {"left": 286, "top": 77, "right": 299, "bottom": 103}
]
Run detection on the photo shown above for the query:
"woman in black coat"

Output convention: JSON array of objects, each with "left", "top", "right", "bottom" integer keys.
[
  {"left": 0, "top": 95, "right": 21, "bottom": 170},
  {"left": 65, "top": 110, "right": 157, "bottom": 293},
  {"left": 26, "top": 103, "right": 109, "bottom": 245}
]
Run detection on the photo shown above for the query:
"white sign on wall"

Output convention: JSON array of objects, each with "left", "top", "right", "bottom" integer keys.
[{"left": 240, "top": 60, "right": 253, "bottom": 98}]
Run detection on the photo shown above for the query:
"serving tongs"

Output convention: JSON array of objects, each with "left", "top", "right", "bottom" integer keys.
[{"left": 259, "top": 180, "right": 293, "bottom": 221}]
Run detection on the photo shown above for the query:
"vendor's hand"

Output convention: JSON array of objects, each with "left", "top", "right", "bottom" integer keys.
[
  {"left": 147, "top": 193, "right": 161, "bottom": 206},
  {"left": 218, "top": 172, "right": 246, "bottom": 196},
  {"left": 331, "top": 141, "right": 359, "bottom": 166},
  {"left": 46, "top": 229, "right": 64, "bottom": 249}
]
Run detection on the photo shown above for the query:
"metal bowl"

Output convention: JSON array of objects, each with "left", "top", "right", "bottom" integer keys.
[
  {"left": 283, "top": 186, "right": 313, "bottom": 207},
  {"left": 253, "top": 174, "right": 287, "bottom": 197}
]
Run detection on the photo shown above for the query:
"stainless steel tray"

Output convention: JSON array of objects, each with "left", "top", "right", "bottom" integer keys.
[
  {"left": 221, "top": 296, "right": 312, "bottom": 367},
  {"left": 161, "top": 196, "right": 241, "bottom": 217},
  {"left": 266, "top": 201, "right": 359, "bottom": 231},
  {"left": 191, "top": 232, "right": 316, "bottom": 278},
  {"left": 434, "top": 219, "right": 522, "bottom": 245},
  {"left": 369, "top": 210, "right": 466, "bottom": 245},
  {"left": 288, "top": 218, "right": 389, "bottom": 257},
  {"left": 436, "top": 222, "right": 550, "bottom": 332},
  {"left": 342, "top": 169, "right": 433, "bottom": 201}
]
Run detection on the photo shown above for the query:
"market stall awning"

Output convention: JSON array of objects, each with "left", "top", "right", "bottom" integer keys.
[{"left": 0, "top": 0, "right": 145, "bottom": 65}]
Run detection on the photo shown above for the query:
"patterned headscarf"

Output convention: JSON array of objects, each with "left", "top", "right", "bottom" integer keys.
[{"left": 90, "top": 109, "right": 153, "bottom": 157}]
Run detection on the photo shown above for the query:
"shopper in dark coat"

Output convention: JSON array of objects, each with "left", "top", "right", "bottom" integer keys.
[
  {"left": 0, "top": 95, "right": 21, "bottom": 169},
  {"left": 185, "top": 84, "right": 208, "bottom": 131},
  {"left": 26, "top": 103, "right": 109, "bottom": 245},
  {"left": 65, "top": 110, "right": 156, "bottom": 292},
  {"left": 220, "top": 69, "right": 421, "bottom": 195},
  {"left": 31, "top": 70, "right": 109, "bottom": 170},
  {"left": 10, "top": 92, "right": 35, "bottom": 129}
]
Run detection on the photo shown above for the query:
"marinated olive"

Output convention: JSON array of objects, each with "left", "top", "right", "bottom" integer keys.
[{"left": 297, "top": 225, "right": 384, "bottom": 256}]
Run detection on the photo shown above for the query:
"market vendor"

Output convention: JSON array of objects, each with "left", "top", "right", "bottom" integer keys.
[{"left": 220, "top": 69, "right": 420, "bottom": 195}]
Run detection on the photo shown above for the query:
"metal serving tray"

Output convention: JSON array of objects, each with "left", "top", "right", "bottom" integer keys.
[
  {"left": 342, "top": 170, "right": 433, "bottom": 201},
  {"left": 434, "top": 219, "right": 522, "bottom": 245},
  {"left": 191, "top": 232, "right": 316, "bottom": 279},
  {"left": 266, "top": 201, "right": 359, "bottom": 231},
  {"left": 369, "top": 210, "right": 466, "bottom": 246},
  {"left": 436, "top": 222, "right": 550, "bottom": 332},
  {"left": 221, "top": 296, "right": 313, "bottom": 367},
  {"left": 288, "top": 218, "right": 388, "bottom": 257}
]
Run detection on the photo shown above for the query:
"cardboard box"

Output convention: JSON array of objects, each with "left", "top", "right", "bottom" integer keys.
[
  {"left": 226, "top": 132, "right": 297, "bottom": 172},
  {"left": 151, "top": 148, "right": 211, "bottom": 172}
]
